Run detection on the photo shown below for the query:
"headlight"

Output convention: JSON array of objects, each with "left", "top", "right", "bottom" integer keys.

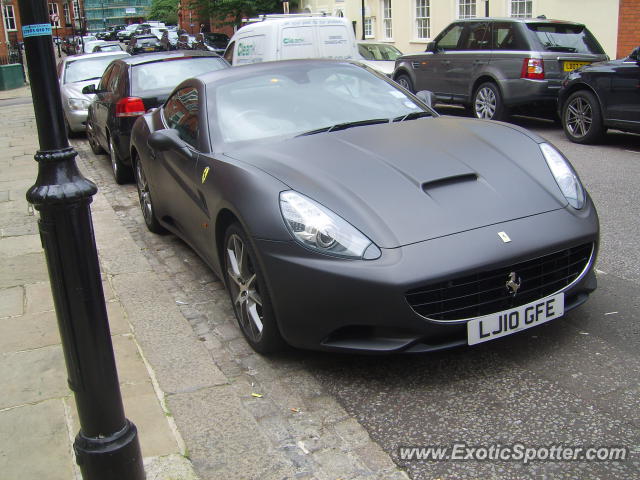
[
  {"left": 540, "top": 142, "right": 585, "bottom": 209},
  {"left": 279, "top": 191, "right": 381, "bottom": 260},
  {"left": 68, "top": 97, "right": 90, "bottom": 111}
]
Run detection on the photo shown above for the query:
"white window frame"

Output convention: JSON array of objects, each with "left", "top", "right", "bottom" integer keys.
[
  {"left": 457, "top": 0, "right": 476, "bottom": 19},
  {"left": 73, "top": 0, "right": 80, "bottom": 23},
  {"left": 63, "top": 3, "right": 70, "bottom": 25},
  {"left": 3, "top": 5, "right": 16, "bottom": 31},
  {"left": 414, "top": 0, "right": 430, "bottom": 40},
  {"left": 381, "top": 0, "right": 392, "bottom": 40},
  {"left": 49, "top": 3, "right": 61, "bottom": 28},
  {"left": 509, "top": 0, "right": 532, "bottom": 18},
  {"left": 364, "top": 17, "right": 374, "bottom": 39}
]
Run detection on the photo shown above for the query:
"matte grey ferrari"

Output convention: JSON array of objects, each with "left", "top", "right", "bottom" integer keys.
[{"left": 130, "top": 59, "right": 599, "bottom": 354}]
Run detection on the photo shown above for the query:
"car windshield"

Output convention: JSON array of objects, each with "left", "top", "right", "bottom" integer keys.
[
  {"left": 131, "top": 57, "right": 227, "bottom": 95},
  {"left": 214, "top": 63, "right": 429, "bottom": 144},
  {"left": 63, "top": 54, "right": 129, "bottom": 83},
  {"left": 358, "top": 43, "right": 402, "bottom": 61},
  {"left": 527, "top": 23, "right": 604, "bottom": 54}
]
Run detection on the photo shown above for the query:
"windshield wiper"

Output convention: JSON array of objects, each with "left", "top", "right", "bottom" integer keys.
[
  {"left": 393, "top": 111, "right": 432, "bottom": 122},
  {"left": 296, "top": 118, "right": 389, "bottom": 137}
]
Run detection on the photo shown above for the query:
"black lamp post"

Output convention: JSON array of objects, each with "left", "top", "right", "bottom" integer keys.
[{"left": 17, "top": 1, "right": 145, "bottom": 479}]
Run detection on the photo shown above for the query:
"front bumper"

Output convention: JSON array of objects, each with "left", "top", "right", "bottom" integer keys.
[
  {"left": 65, "top": 108, "right": 88, "bottom": 132},
  {"left": 255, "top": 204, "right": 598, "bottom": 353}
]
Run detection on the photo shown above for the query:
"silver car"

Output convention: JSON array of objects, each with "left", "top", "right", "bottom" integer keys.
[
  {"left": 57, "top": 51, "right": 130, "bottom": 135},
  {"left": 394, "top": 18, "right": 608, "bottom": 121}
]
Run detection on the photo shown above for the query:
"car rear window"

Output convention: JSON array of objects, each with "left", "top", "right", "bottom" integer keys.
[
  {"left": 63, "top": 54, "right": 129, "bottom": 83},
  {"left": 130, "top": 57, "right": 227, "bottom": 95},
  {"left": 527, "top": 23, "right": 604, "bottom": 54}
]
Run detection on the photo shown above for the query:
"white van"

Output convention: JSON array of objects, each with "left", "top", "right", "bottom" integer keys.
[{"left": 223, "top": 15, "right": 358, "bottom": 65}]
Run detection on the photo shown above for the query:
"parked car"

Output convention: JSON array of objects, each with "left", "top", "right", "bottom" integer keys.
[
  {"left": 84, "top": 51, "right": 229, "bottom": 183},
  {"left": 357, "top": 41, "right": 402, "bottom": 76},
  {"left": 394, "top": 18, "right": 608, "bottom": 121},
  {"left": 223, "top": 15, "right": 358, "bottom": 65},
  {"left": 83, "top": 40, "right": 108, "bottom": 53},
  {"left": 102, "top": 25, "right": 126, "bottom": 41},
  {"left": 92, "top": 42, "right": 125, "bottom": 53},
  {"left": 126, "top": 35, "right": 163, "bottom": 55},
  {"left": 57, "top": 51, "right": 130, "bottom": 135},
  {"left": 160, "top": 30, "right": 179, "bottom": 51},
  {"left": 202, "top": 32, "right": 230, "bottom": 55},
  {"left": 117, "top": 24, "right": 139, "bottom": 42},
  {"left": 130, "top": 59, "right": 598, "bottom": 354},
  {"left": 558, "top": 46, "right": 640, "bottom": 143}
]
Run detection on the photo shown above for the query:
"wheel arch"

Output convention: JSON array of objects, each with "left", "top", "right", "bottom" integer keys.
[
  {"left": 561, "top": 83, "right": 605, "bottom": 116},
  {"left": 470, "top": 75, "right": 502, "bottom": 103}
]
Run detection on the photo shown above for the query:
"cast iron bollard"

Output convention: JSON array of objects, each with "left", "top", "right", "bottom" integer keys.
[{"left": 17, "top": 1, "right": 145, "bottom": 479}]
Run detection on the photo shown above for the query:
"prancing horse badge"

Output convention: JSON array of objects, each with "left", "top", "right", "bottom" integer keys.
[{"left": 201, "top": 166, "right": 210, "bottom": 184}]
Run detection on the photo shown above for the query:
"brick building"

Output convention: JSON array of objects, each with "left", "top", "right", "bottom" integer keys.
[
  {"left": 1, "top": 0, "right": 85, "bottom": 57},
  {"left": 617, "top": 0, "right": 640, "bottom": 58}
]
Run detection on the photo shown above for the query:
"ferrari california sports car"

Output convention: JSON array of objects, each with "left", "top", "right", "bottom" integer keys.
[{"left": 130, "top": 59, "right": 599, "bottom": 354}]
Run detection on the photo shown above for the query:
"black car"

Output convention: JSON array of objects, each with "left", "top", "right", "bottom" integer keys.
[
  {"left": 558, "top": 46, "right": 640, "bottom": 144},
  {"left": 84, "top": 51, "right": 229, "bottom": 183},
  {"left": 130, "top": 59, "right": 598, "bottom": 354},
  {"left": 126, "top": 35, "right": 163, "bottom": 55},
  {"left": 203, "top": 32, "right": 230, "bottom": 54}
]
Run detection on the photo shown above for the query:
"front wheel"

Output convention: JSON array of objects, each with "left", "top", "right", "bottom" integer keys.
[
  {"left": 395, "top": 74, "right": 415, "bottom": 93},
  {"left": 562, "top": 90, "right": 604, "bottom": 144},
  {"left": 134, "top": 157, "right": 165, "bottom": 234},
  {"left": 224, "top": 223, "right": 285, "bottom": 354},
  {"left": 473, "top": 82, "right": 507, "bottom": 121}
]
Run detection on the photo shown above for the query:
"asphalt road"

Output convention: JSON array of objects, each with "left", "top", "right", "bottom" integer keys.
[{"left": 76, "top": 113, "right": 639, "bottom": 480}]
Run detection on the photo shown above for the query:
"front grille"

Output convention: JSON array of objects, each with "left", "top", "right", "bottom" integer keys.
[{"left": 406, "top": 243, "right": 593, "bottom": 321}]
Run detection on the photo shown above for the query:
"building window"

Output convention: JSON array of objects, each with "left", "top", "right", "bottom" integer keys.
[
  {"left": 381, "top": 0, "right": 392, "bottom": 39},
  {"left": 63, "top": 3, "right": 71, "bottom": 25},
  {"left": 415, "top": 0, "right": 430, "bottom": 40},
  {"left": 3, "top": 5, "right": 16, "bottom": 31},
  {"left": 49, "top": 3, "right": 61, "bottom": 27},
  {"left": 458, "top": 0, "right": 476, "bottom": 19},
  {"left": 510, "top": 0, "right": 532, "bottom": 18},
  {"left": 73, "top": 0, "right": 80, "bottom": 22},
  {"left": 364, "top": 17, "right": 374, "bottom": 38}
]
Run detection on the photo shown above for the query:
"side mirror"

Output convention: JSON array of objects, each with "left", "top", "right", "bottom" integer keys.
[
  {"left": 416, "top": 90, "right": 434, "bottom": 109},
  {"left": 82, "top": 84, "right": 97, "bottom": 94},
  {"left": 425, "top": 42, "right": 436, "bottom": 53},
  {"left": 148, "top": 129, "right": 188, "bottom": 152}
]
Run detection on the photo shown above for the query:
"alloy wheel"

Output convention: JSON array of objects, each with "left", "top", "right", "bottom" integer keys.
[
  {"left": 226, "top": 233, "right": 264, "bottom": 343},
  {"left": 135, "top": 161, "right": 153, "bottom": 225},
  {"left": 475, "top": 86, "right": 497, "bottom": 119},
  {"left": 565, "top": 96, "right": 592, "bottom": 138},
  {"left": 109, "top": 136, "right": 119, "bottom": 177}
]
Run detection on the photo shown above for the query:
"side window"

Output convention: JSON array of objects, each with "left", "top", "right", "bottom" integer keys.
[
  {"left": 492, "top": 22, "right": 528, "bottom": 50},
  {"left": 436, "top": 24, "right": 465, "bottom": 51},
  {"left": 98, "top": 64, "right": 115, "bottom": 91},
  {"left": 461, "top": 22, "right": 490, "bottom": 50},
  {"left": 163, "top": 87, "right": 200, "bottom": 148},
  {"left": 107, "top": 64, "right": 121, "bottom": 93},
  {"left": 223, "top": 41, "right": 234, "bottom": 64}
]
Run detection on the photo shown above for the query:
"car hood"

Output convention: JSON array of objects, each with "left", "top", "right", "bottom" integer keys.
[
  {"left": 225, "top": 117, "right": 568, "bottom": 248},
  {"left": 358, "top": 59, "right": 395, "bottom": 76},
  {"left": 61, "top": 79, "right": 98, "bottom": 103}
]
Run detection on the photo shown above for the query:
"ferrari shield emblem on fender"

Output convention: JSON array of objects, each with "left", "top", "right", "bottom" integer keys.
[
  {"left": 201, "top": 166, "right": 210, "bottom": 184},
  {"left": 498, "top": 231, "right": 511, "bottom": 243}
]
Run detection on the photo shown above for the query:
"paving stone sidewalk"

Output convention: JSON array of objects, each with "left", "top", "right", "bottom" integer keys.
[{"left": 1, "top": 94, "right": 410, "bottom": 479}]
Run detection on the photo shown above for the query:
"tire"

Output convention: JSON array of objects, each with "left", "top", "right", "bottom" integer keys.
[
  {"left": 108, "top": 133, "right": 133, "bottom": 184},
  {"left": 473, "top": 82, "right": 508, "bottom": 121},
  {"left": 395, "top": 74, "right": 415, "bottom": 93},
  {"left": 134, "top": 156, "right": 165, "bottom": 234},
  {"left": 224, "top": 223, "right": 285, "bottom": 354},
  {"left": 87, "top": 121, "right": 104, "bottom": 154},
  {"left": 561, "top": 90, "right": 604, "bottom": 144}
]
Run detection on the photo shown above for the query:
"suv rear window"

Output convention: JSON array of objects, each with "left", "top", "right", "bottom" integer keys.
[{"left": 527, "top": 23, "right": 604, "bottom": 54}]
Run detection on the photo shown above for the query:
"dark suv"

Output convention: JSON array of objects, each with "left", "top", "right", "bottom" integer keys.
[{"left": 393, "top": 18, "right": 607, "bottom": 120}]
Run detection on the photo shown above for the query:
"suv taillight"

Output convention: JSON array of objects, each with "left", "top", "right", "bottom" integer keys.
[
  {"left": 115, "top": 97, "right": 146, "bottom": 117},
  {"left": 521, "top": 58, "right": 545, "bottom": 80}
]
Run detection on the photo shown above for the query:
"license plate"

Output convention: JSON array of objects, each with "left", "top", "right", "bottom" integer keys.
[
  {"left": 563, "top": 61, "right": 590, "bottom": 72},
  {"left": 467, "top": 293, "right": 564, "bottom": 345}
]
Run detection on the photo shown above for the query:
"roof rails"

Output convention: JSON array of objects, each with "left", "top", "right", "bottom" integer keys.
[{"left": 242, "top": 12, "right": 329, "bottom": 24}]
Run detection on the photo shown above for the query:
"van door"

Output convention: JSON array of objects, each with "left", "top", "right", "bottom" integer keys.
[
  {"left": 235, "top": 35, "right": 266, "bottom": 64},
  {"left": 279, "top": 26, "right": 316, "bottom": 60},
  {"left": 317, "top": 23, "right": 355, "bottom": 59}
]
